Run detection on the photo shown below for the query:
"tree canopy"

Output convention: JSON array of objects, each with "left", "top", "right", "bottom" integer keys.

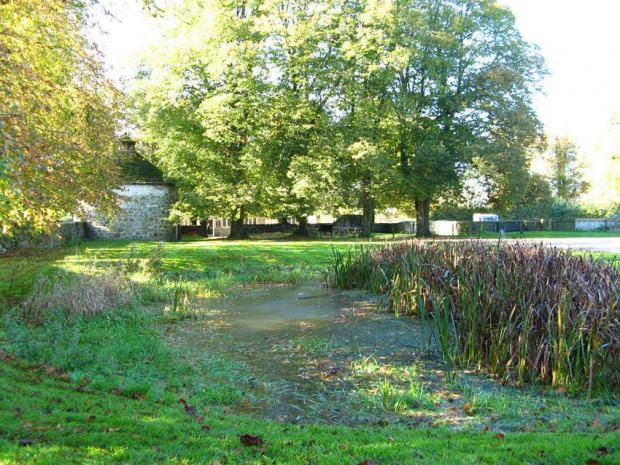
[
  {"left": 0, "top": 0, "right": 122, "bottom": 234},
  {"left": 131, "top": 0, "right": 545, "bottom": 237},
  {"left": 547, "top": 136, "right": 588, "bottom": 200}
]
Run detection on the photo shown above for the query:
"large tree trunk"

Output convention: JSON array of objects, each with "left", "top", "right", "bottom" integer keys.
[
  {"left": 415, "top": 198, "right": 431, "bottom": 238},
  {"left": 294, "top": 216, "right": 310, "bottom": 237},
  {"left": 228, "top": 206, "right": 248, "bottom": 240},
  {"left": 361, "top": 185, "right": 374, "bottom": 238}
]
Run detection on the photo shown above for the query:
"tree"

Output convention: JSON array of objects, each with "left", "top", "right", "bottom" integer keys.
[
  {"left": 0, "top": 0, "right": 121, "bottom": 234},
  {"left": 258, "top": 0, "right": 345, "bottom": 236},
  {"left": 131, "top": 0, "right": 270, "bottom": 239},
  {"left": 382, "top": 0, "right": 544, "bottom": 236},
  {"left": 331, "top": 0, "right": 397, "bottom": 237},
  {"left": 547, "top": 136, "right": 588, "bottom": 200}
]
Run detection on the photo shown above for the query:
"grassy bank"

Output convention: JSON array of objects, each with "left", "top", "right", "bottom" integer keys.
[
  {"left": 1, "top": 358, "right": 617, "bottom": 464},
  {"left": 1, "top": 238, "right": 619, "bottom": 464}
]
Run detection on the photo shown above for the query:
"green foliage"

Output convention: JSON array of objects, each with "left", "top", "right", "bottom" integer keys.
[
  {"left": 0, "top": 0, "right": 122, "bottom": 234},
  {"left": 131, "top": 0, "right": 271, "bottom": 237},
  {"left": 547, "top": 136, "right": 589, "bottom": 200},
  {"left": 129, "top": 0, "right": 545, "bottom": 234}
]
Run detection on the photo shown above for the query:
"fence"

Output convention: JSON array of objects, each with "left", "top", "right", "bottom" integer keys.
[
  {"left": 453, "top": 219, "right": 575, "bottom": 236},
  {"left": 430, "top": 218, "right": 620, "bottom": 236}
]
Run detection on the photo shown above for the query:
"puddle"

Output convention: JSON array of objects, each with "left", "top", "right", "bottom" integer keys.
[
  {"left": 167, "top": 283, "right": 439, "bottom": 425},
  {"left": 200, "top": 284, "right": 368, "bottom": 337}
]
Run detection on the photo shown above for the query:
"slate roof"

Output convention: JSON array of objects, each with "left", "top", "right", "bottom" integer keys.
[
  {"left": 119, "top": 150, "right": 166, "bottom": 184},
  {"left": 117, "top": 134, "right": 167, "bottom": 184}
]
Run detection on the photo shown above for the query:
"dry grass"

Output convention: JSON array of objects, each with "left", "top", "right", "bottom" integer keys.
[{"left": 17, "top": 271, "right": 133, "bottom": 325}]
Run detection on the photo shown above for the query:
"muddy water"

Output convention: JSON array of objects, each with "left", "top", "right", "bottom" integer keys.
[{"left": 171, "top": 284, "right": 429, "bottom": 424}]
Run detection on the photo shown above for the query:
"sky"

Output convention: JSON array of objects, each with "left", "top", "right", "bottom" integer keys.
[
  {"left": 499, "top": 0, "right": 620, "bottom": 153},
  {"left": 93, "top": 0, "right": 620, "bottom": 155}
]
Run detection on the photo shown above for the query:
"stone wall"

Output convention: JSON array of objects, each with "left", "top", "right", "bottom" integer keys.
[
  {"left": 86, "top": 184, "right": 177, "bottom": 241},
  {"left": 0, "top": 222, "right": 86, "bottom": 253},
  {"left": 576, "top": 218, "right": 620, "bottom": 231}
]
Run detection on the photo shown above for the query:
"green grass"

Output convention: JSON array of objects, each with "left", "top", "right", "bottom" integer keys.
[
  {"left": 0, "top": 239, "right": 363, "bottom": 305},
  {"left": 1, "top": 238, "right": 619, "bottom": 463},
  {"left": 1, "top": 359, "right": 618, "bottom": 464}
]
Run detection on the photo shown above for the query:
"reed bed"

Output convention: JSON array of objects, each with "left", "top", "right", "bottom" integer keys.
[{"left": 327, "top": 241, "right": 620, "bottom": 394}]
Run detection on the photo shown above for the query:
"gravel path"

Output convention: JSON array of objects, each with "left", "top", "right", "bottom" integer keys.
[{"left": 516, "top": 237, "right": 620, "bottom": 253}]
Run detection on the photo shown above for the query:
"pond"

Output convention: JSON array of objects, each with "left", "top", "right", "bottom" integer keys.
[
  {"left": 167, "top": 284, "right": 443, "bottom": 425},
  {"left": 165, "top": 284, "right": 549, "bottom": 429}
]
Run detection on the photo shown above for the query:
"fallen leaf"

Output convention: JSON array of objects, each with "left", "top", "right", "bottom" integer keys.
[
  {"left": 357, "top": 461, "right": 377, "bottom": 465},
  {"left": 339, "top": 444, "right": 348, "bottom": 450},
  {"left": 43, "top": 365, "right": 57, "bottom": 376},
  {"left": 20, "top": 421, "right": 32, "bottom": 429},
  {"left": 586, "top": 460, "right": 601, "bottom": 465},
  {"left": 106, "top": 427, "right": 121, "bottom": 433},
  {"left": 33, "top": 426, "right": 48, "bottom": 432},
  {"left": 201, "top": 425, "right": 212, "bottom": 431},
  {"left": 56, "top": 373, "right": 70, "bottom": 383},
  {"left": 308, "top": 439, "right": 316, "bottom": 447},
  {"left": 596, "top": 447, "right": 609, "bottom": 456},
  {"left": 86, "top": 415, "right": 96, "bottom": 423},
  {"left": 240, "top": 434, "right": 264, "bottom": 446},
  {"left": 592, "top": 419, "right": 604, "bottom": 430},
  {"left": 494, "top": 433, "right": 505, "bottom": 440},
  {"left": 0, "top": 349, "right": 13, "bottom": 361}
]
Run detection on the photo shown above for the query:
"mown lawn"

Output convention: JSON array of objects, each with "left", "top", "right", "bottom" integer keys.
[{"left": 0, "top": 238, "right": 619, "bottom": 464}]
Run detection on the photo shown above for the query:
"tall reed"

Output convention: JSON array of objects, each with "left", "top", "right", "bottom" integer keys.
[{"left": 328, "top": 240, "right": 620, "bottom": 393}]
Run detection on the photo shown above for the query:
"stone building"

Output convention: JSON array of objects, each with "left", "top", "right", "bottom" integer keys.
[{"left": 84, "top": 135, "right": 177, "bottom": 241}]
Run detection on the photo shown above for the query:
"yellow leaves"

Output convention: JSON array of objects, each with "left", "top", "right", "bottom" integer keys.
[{"left": 0, "top": 0, "right": 121, "bottom": 233}]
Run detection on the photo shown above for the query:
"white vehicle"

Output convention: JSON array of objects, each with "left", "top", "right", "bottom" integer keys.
[{"left": 473, "top": 213, "right": 499, "bottom": 222}]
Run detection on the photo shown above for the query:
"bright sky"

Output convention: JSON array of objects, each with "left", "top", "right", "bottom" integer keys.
[
  {"left": 500, "top": 0, "right": 620, "bottom": 154},
  {"left": 94, "top": 0, "right": 620, "bottom": 154}
]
